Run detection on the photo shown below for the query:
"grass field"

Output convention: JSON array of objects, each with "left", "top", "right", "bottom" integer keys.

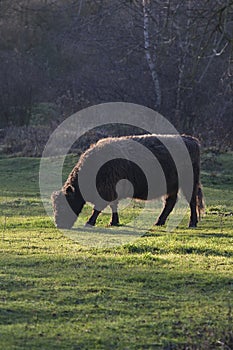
[{"left": 0, "top": 151, "right": 233, "bottom": 349}]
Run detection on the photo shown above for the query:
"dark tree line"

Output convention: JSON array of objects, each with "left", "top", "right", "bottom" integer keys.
[{"left": 0, "top": 0, "right": 232, "bottom": 151}]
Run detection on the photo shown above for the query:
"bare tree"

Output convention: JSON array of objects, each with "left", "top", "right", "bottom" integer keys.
[
  {"left": 142, "top": 0, "right": 161, "bottom": 109},
  {"left": 0, "top": 0, "right": 232, "bottom": 148}
]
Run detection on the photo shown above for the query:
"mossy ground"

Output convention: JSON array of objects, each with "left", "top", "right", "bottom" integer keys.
[{"left": 0, "top": 152, "right": 232, "bottom": 349}]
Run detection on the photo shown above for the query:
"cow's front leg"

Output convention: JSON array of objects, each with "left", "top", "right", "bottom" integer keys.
[
  {"left": 85, "top": 208, "right": 101, "bottom": 227},
  {"left": 109, "top": 201, "right": 119, "bottom": 226}
]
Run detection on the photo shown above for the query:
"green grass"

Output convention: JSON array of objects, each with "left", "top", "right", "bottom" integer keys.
[{"left": 0, "top": 152, "right": 233, "bottom": 349}]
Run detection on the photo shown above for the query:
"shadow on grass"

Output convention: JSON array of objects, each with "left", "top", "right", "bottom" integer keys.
[
  {"left": 71, "top": 225, "right": 147, "bottom": 235},
  {"left": 125, "top": 243, "right": 233, "bottom": 257},
  {"left": 0, "top": 252, "right": 232, "bottom": 326},
  {"left": 64, "top": 225, "right": 147, "bottom": 248}
]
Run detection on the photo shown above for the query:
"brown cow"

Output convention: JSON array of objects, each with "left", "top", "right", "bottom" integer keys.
[{"left": 52, "top": 134, "right": 204, "bottom": 229}]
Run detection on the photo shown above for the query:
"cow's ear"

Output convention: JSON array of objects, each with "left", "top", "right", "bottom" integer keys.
[{"left": 65, "top": 185, "right": 74, "bottom": 194}]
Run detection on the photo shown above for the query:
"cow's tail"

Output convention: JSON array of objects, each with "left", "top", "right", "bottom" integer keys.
[{"left": 197, "top": 183, "right": 205, "bottom": 221}]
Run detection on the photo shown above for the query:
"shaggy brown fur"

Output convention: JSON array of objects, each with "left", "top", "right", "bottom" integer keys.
[{"left": 52, "top": 134, "right": 204, "bottom": 229}]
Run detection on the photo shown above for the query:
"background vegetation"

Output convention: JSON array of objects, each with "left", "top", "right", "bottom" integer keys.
[{"left": 0, "top": 0, "right": 232, "bottom": 154}]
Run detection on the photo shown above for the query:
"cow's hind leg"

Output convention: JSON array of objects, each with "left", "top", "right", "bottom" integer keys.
[
  {"left": 109, "top": 201, "right": 119, "bottom": 226},
  {"left": 188, "top": 192, "right": 198, "bottom": 228},
  {"left": 155, "top": 193, "right": 177, "bottom": 226},
  {"left": 183, "top": 182, "right": 199, "bottom": 228},
  {"left": 85, "top": 208, "right": 101, "bottom": 226}
]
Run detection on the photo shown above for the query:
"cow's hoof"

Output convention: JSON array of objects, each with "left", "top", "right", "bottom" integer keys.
[
  {"left": 188, "top": 223, "right": 197, "bottom": 228},
  {"left": 155, "top": 221, "right": 165, "bottom": 226},
  {"left": 109, "top": 222, "right": 120, "bottom": 227}
]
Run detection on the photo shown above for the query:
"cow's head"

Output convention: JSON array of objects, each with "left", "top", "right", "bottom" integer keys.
[{"left": 51, "top": 186, "right": 85, "bottom": 229}]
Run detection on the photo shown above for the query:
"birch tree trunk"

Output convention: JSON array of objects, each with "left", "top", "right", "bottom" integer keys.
[
  {"left": 174, "top": 0, "right": 192, "bottom": 124},
  {"left": 142, "top": 0, "right": 161, "bottom": 109}
]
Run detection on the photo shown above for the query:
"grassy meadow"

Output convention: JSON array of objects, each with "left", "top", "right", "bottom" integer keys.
[{"left": 0, "top": 151, "right": 233, "bottom": 349}]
